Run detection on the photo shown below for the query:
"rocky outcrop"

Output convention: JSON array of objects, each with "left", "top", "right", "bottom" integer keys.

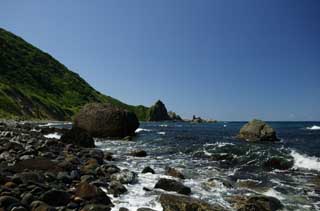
[
  {"left": 74, "top": 103, "right": 139, "bottom": 138},
  {"left": 168, "top": 111, "right": 183, "bottom": 121},
  {"left": 159, "top": 193, "right": 226, "bottom": 211},
  {"left": 148, "top": 100, "right": 171, "bottom": 121},
  {"left": 60, "top": 127, "right": 95, "bottom": 148},
  {"left": 154, "top": 178, "right": 191, "bottom": 195},
  {"left": 190, "top": 115, "right": 217, "bottom": 123},
  {"left": 238, "top": 119, "right": 279, "bottom": 142}
]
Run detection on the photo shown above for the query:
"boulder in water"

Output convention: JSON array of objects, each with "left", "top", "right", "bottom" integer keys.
[
  {"left": 74, "top": 103, "right": 139, "bottom": 138},
  {"left": 238, "top": 119, "right": 279, "bottom": 142}
]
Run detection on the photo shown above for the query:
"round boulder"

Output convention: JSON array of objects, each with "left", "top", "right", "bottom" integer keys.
[
  {"left": 74, "top": 103, "right": 139, "bottom": 138},
  {"left": 238, "top": 119, "right": 279, "bottom": 142}
]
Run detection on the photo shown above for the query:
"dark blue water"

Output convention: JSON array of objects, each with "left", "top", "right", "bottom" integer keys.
[{"left": 50, "top": 121, "right": 320, "bottom": 210}]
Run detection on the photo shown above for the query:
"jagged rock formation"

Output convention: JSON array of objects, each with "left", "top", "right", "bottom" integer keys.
[{"left": 148, "top": 100, "right": 171, "bottom": 121}]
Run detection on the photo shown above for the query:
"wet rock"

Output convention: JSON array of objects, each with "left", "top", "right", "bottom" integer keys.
[
  {"left": 129, "top": 150, "right": 147, "bottom": 157},
  {"left": 110, "top": 169, "right": 138, "bottom": 184},
  {"left": 104, "top": 152, "right": 113, "bottom": 161},
  {"left": 81, "top": 204, "right": 111, "bottom": 211},
  {"left": 165, "top": 167, "right": 185, "bottom": 179},
  {"left": 75, "top": 182, "right": 112, "bottom": 204},
  {"left": 159, "top": 193, "right": 226, "bottom": 211},
  {"left": 88, "top": 149, "right": 105, "bottom": 164},
  {"left": 237, "top": 196, "right": 283, "bottom": 211},
  {"left": 154, "top": 178, "right": 191, "bottom": 195},
  {"left": 0, "top": 196, "right": 22, "bottom": 209},
  {"left": 30, "top": 201, "right": 56, "bottom": 211},
  {"left": 142, "top": 166, "right": 155, "bottom": 174},
  {"left": 119, "top": 208, "right": 129, "bottom": 211},
  {"left": 263, "top": 156, "right": 294, "bottom": 170},
  {"left": 80, "top": 159, "right": 99, "bottom": 175},
  {"left": 21, "top": 192, "right": 34, "bottom": 205},
  {"left": 60, "top": 127, "right": 95, "bottom": 148},
  {"left": 238, "top": 119, "right": 279, "bottom": 142},
  {"left": 108, "top": 180, "right": 127, "bottom": 197},
  {"left": 40, "top": 189, "right": 71, "bottom": 206},
  {"left": 74, "top": 103, "right": 139, "bottom": 138}
]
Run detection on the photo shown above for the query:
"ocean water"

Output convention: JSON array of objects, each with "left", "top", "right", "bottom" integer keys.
[{"left": 46, "top": 121, "right": 320, "bottom": 210}]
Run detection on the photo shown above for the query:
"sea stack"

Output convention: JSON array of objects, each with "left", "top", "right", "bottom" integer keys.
[
  {"left": 73, "top": 103, "right": 139, "bottom": 138},
  {"left": 148, "top": 100, "right": 171, "bottom": 121},
  {"left": 238, "top": 119, "right": 279, "bottom": 142}
]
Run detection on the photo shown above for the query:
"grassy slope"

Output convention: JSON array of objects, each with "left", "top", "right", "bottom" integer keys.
[{"left": 0, "top": 28, "right": 149, "bottom": 121}]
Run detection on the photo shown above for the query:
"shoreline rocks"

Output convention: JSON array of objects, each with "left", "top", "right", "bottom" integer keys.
[{"left": 238, "top": 119, "right": 279, "bottom": 142}]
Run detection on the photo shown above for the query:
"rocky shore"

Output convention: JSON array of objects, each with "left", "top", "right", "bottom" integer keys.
[{"left": 0, "top": 120, "right": 290, "bottom": 211}]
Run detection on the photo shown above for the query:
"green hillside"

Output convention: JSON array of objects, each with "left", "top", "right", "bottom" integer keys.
[{"left": 0, "top": 28, "right": 149, "bottom": 121}]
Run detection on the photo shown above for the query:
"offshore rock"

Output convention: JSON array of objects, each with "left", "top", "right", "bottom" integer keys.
[{"left": 238, "top": 119, "right": 279, "bottom": 142}]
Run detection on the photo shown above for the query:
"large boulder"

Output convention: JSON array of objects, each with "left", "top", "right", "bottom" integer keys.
[
  {"left": 238, "top": 119, "right": 279, "bottom": 142},
  {"left": 148, "top": 100, "right": 171, "bottom": 121},
  {"left": 159, "top": 194, "right": 226, "bottom": 211},
  {"left": 74, "top": 103, "right": 139, "bottom": 138},
  {"left": 60, "top": 127, "right": 95, "bottom": 148}
]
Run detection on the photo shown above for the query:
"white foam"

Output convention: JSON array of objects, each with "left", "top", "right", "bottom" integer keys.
[
  {"left": 39, "top": 122, "right": 72, "bottom": 127},
  {"left": 44, "top": 132, "right": 61, "bottom": 139},
  {"left": 263, "top": 188, "right": 285, "bottom": 200},
  {"left": 291, "top": 150, "right": 320, "bottom": 171},
  {"left": 223, "top": 125, "right": 227, "bottom": 127},
  {"left": 109, "top": 173, "right": 163, "bottom": 211},
  {"left": 159, "top": 124, "right": 168, "bottom": 127},
  {"left": 135, "top": 128, "right": 152, "bottom": 133},
  {"left": 157, "top": 132, "right": 166, "bottom": 135},
  {"left": 306, "top": 125, "right": 320, "bottom": 130}
]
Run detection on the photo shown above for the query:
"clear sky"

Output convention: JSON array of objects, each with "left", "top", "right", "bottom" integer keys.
[{"left": 1, "top": 1, "right": 319, "bottom": 121}]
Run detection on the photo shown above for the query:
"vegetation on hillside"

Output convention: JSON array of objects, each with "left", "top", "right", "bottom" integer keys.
[{"left": 0, "top": 28, "right": 149, "bottom": 120}]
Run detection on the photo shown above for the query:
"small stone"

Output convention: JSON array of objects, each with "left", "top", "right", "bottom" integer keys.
[{"left": 141, "top": 167, "right": 155, "bottom": 174}]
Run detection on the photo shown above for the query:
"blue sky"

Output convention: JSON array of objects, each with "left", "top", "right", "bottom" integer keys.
[{"left": 1, "top": 1, "right": 319, "bottom": 121}]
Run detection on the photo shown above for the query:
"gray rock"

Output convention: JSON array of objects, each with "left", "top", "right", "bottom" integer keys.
[
  {"left": 238, "top": 119, "right": 279, "bottom": 142},
  {"left": 108, "top": 180, "right": 127, "bottom": 197},
  {"left": 111, "top": 169, "right": 138, "bottom": 184},
  {"left": 142, "top": 166, "right": 155, "bottom": 174},
  {"left": 154, "top": 178, "right": 191, "bottom": 195}
]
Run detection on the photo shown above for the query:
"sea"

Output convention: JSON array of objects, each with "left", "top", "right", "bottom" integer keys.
[{"left": 44, "top": 121, "right": 320, "bottom": 211}]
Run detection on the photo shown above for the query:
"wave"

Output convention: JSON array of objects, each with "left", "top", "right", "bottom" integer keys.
[
  {"left": 290, "top": 150, "right": 320, "bottom": 171},
  {"left": 306, "top": 125, "right": 320, "bottom": 130},
  {"left": 157, "top": 132, "right": 166, "bottom": 135},
  {"left": 39, "top": 122, "right": 72, "bottom": 127},
  {"left": 159, "top": 124, "right": 168, "bottom": 127},
  {"left": 44, "top": 132, "right": 61, "bottom": 139},
  {"left": 135, "top": 128, "right": 152, "bottom": 133}
]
